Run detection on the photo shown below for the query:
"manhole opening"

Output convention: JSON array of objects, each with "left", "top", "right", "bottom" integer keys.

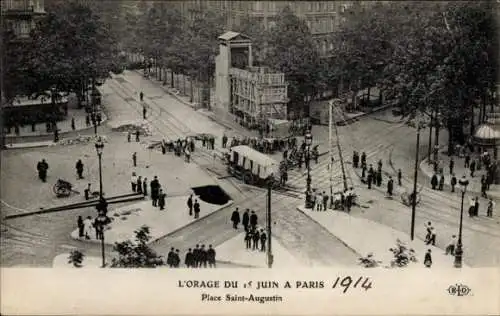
[{"left": 191, "top": 185, "right": 231, "bottom": 205}]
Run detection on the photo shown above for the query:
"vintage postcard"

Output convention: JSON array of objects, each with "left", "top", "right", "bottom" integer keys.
[{"left": 1, "top": 0, "right": 499, "bottom": 315}]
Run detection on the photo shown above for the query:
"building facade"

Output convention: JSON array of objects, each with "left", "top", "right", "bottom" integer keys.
[
  {"left": 1, "top": 0, "right": 46, "bottom": 40},
  {"left": 172, "top": 1, "right": 353, "bottom": 56}
]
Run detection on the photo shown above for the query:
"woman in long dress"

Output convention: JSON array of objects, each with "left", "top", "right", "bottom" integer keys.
[{"left": 83, "top": 216, "right": 93, "bottom": 239}]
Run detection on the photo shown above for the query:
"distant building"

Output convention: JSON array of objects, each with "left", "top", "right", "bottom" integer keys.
[
  {"left": 1, "top": 0, "right": 46, "bottom": 41},
  {"left": 171, "top": 1, "right": 353, "bottom": 56}
]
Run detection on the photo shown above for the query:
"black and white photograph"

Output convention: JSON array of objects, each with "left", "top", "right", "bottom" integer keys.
[{"left": 1, "top": 0, "right": 499, "bottom": 314}]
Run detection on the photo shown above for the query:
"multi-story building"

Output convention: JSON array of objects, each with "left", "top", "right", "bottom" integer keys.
[
  {"left": 1, "top": 0, "right": 46, "bottom": 41},
  {"left": 172, "top": 1, "right": 353, "bottom": 56}
]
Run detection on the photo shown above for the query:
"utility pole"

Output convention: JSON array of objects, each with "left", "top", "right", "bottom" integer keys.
[
  {"left": 329, "top": 101, "right": 334, "bottom": 203},
  {"left": 266, "top": 177, "right": 273, "bottom": 268},
  {"left": 410, "top": 120, "right": 421, "bottom": 240},
  {"left": 332, "top": 103, "right": 348, "bottom": 192}
]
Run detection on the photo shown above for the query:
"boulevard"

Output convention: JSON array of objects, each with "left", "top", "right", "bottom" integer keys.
[{"left": 2, "top": 70, "right": 498, "bottom": 268}]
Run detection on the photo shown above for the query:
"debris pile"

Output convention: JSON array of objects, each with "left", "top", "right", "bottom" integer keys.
[
  {"left": 59, "top": 135, "right": 109, "bottom": 146},
  {"left": 111, "top": 120, "right": 153, "bottom": 136}
]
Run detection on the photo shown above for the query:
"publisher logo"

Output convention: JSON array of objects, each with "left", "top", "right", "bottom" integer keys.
[{"left": 447, "top": 284, "right": 471, "bottom": 296}]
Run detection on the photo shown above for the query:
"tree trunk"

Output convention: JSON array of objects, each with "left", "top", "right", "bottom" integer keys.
[
  {"left": 182, "top": 75, "right": 186, "bottom": 95},
  {"left": 447, "top": 119, "right": 454, "bottom": 156},
  {"left": 189, "top": 77, "right": 194, "bottom": 103},
  {"left": 366, "top": 87, "right": 371, "bottom": 105},
  {"left": 428, "top": 110, "right": 433, "bottom": 159},
  {"left": 170, "top": 71, "right": 174, "bottom": 89},
  {"left": 158, "top": 65, "right": 162, "bottom": 81},
  {"left": 469, "top": 99, "right": 475, "bottom": 137},
  {"left": 434, "top": 118, "right": 440, "bottom": 162}
]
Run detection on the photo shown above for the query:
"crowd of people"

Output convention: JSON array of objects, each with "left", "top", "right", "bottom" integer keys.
[{"left": 167, "top": 245, "right": 217, "bottom": 268}]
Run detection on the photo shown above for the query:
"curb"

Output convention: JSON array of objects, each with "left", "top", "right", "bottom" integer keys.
[
  {"left": 4, "top": 114, "right": 109, "bottom": 141},
  {"left": 294, "top": 206, "right": 361, "bottom": 257},
  {"left": 70, "top": 200, "right": 236, "bottom": 247}
]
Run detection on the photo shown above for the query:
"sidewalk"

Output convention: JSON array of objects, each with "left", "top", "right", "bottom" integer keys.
[
  {"left": 296, "top": 205, "right": 466, "bottom": 268},
  {"left": 70, "top": 197, "right": 233, "bottom": 246},
  {"left": 215, "top": 231, "right": 306, "bottom": 268},
  {"left": 4, "top": 108, "right": 107, "bottom": 139},
  {"left": 419, "top": 152, "right": 499, "bottom": 201}
]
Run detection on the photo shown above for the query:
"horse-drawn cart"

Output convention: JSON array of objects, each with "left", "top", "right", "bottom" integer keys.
[{"left": 226, "top": 145, "right": 279, "bottom": 186}]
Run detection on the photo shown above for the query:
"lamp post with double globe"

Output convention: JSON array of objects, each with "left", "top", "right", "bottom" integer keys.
[
  {"left": 454, "top": 175, "right": 469, "bottom": 268},
  {"left": 94, "top": 138, "right": 109, "bottom": 267},
  {"left": 304, "top": 132, "right": 313, "bottom": 208}
]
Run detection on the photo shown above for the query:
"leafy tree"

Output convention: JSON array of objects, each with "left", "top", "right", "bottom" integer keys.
[
  {"left": 29, "top": 1, "right": 117, "bottom": 104},
  {"left": 111, "top": 225, "right": 164, "bottom": 268},
  {"left": 264, "top": 6, "right": 322, "bottom": 118}
]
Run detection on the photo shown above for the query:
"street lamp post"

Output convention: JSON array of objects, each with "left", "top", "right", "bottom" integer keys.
[
  {"left": 95, "top": 138, "right": 107, "bottom": 267},
  {"left": 410, "top": 121, "right": 421, "bottom": 240},
  {"left": 454, "top": 176, "right": 469, "bottom": 268},
  {"left": 304, "top": 132, "right": 313, "bottom": 208},
  {"left": 266, "top": 176, "right": 273, "bottom": 268}
]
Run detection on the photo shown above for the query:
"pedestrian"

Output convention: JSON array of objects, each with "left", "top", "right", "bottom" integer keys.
[
  {"left": 207, "top": 245, "right": 216, "bottom": 268},
  {"left": 468, "top": 197, "right": 475, "bottom": 217},
  {"left": 474, "top": 197, "right": 479, "bottom": 217},
  {"left": 185, "top": 147, "right": 191, "bottom": 163},
  {"left": 242, "top": 209, "right": 250, "bottom": 232},
  {"left": 376, "top": 170, "right": 382, "bottom": 187},
  {"left": 140, "top": 91, "right": 144, "bottom": 102},
  {"left": 250, "top": 211, "right": 258, "bottom": 230},
  {"left": 200, "top": 245, "right": 208, "bottom": 268},
  {"left": 397, "top": 169, "right": 402, "bottom": 186},
  {"left": 193, "top": 245, "right": 200, "bottom": 268},
  {"left": 167, "top": 248, "right": 175, "bottom": 267},
  {"left": 449, "top": 158, "right": 454, "bottom": 175},
  {"left": 470, "top": 160, "right": 476, "bottom": 177},
  {"left": 93, "top": 216, "right": 101, "bottom": 240},
  {"left": 222, "top": 134, "right": 227, "bottom": 148},
  {"left": 150, "top": 176, "right": 160, "bottom": 207},
  {"left": 465, "top": 154, "right": 470, "bottom": 168},
  {"left": 173, "top": 249, "right": 181, "bottom": 268},
  {"left": 353, "top": 151, "right": 359, "bottom": 168},
  {"left": 131, "top": 172, "right": 137, "bottom": 192},
  {"left": 71, "top": 117, "right": 76, "bottom": 131},
  {"left": 438, "top": 174, "right": 444, "bottom": 191},
  {"left": 377, "top": 159, "right": 383, "bottom": 172},
  {"left": 445, "top": 235, "right": 456, "bottom": 256},
  {"left": 143, "top": 106, "right": 147, "bottom": 120},
  {"left": 132, "top": 152, "right": 138, "bottom": 167},
  {"left": 367, "top": 171, "right": 373, "bottom": 189},
  {"left": 450, "top": 174, "right": 457, "bottom": 193},
  {"left": 361, "top": 152, "right": 366, "bottom": 167},
  {"left": 83, "top": 216, "right": 93, "bottom": 240},
  {"left": 252, "top": 229, "right": 260, "bottom": 251},
  {"left": 84, "top": 183, "right": 91, "bottom": 200},
  {"left": 322, "top": 191, "right": 329, "bottom": 211},
  {"left": 142, "top": 177, "right": 147, "bottom": 196},
  {"left": 245, "top": 230, "right": 252, "bottom": 249},
  {"left": 194, "top": 199, "right": 200, "bottom": 219},
  {"left": 431, "top": 173, "right": 438, "bottom": 190},
  {"left": 425, "top": 227, "right": 436, "bottom": 246},
  {"left": 231, "top": 208, "right": 240, "bottom": 229},
  {"left": 480, "top": 175, "right": 488, "bottom": 198},
  {"left": 187, "top": 194, "right": 193, "bottom": 216},
  {"left": 362, "top": 164, "right": 367, "bottom": 179},
  {"left": 158, "top": 189, "right": 166, "bottom": 210},
  {"left": 424, "top": 249, "right": 432, "bottom": 268},
  {"left": 77, "top": 216, "right": 84, "bottom": 238},
  {"left": 96, "top": 113, "right": 102, "bottom": 126},
  {"left": 127, "top": 131, "right": 131, "bottom": 142},
  {"left": 185, "top": 248, "right": 193, "bottom": 268},
  {"left": 387, "top": 176, "right": 394, "bottom": 196},
  {"left": 424, "top": 221, "right": 433, "bottom": 243},
  {"left": 85, "top": 114, "right": 90, "bottom": 127},
  {"left": 136, "top": 176, "right": 143, "bottom": 194},
  {"left": 255, "top": 229, "right": 266, "bottom": 252},
  {"left": 36, "top": 159, "right": 49, "bottom": 182},
  {"left": 135, "top": 130, "right": 140, "bottom": 142},
  {"left": 487, "top": 199, "right": 494, "bottom": 217},
  {"left": 316, "top": 191, "right": 323, "bottom": 211},
  {"left": 75, "top": 159, "right": 84, "bottom": 179}
]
